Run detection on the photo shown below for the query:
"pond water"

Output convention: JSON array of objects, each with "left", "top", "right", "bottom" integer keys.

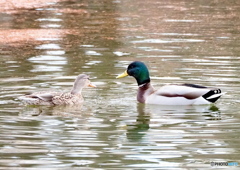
[{"left": 0, "top": 0, "right": 240, "bottom": 169}]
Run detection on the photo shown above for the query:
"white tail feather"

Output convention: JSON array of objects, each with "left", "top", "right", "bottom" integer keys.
[{"left": 207, "top": 92, "right": 226, "bottom": 100}]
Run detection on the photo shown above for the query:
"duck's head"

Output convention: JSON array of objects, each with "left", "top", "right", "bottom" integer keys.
[
  {"left": 116, "top": 61, "right": 150, "bottom": 86},
  {"left": 71, "top": 74, "right": 96, "bottom": 95}
]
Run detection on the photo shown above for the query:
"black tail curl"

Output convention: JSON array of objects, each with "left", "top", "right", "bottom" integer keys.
[{"left": 202, "top": 89, "right": 222, "bottom": 103}]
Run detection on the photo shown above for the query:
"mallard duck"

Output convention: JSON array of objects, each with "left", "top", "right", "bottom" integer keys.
[
  {"left": 19, "top": 74, "right": 96, "bottom": 105},
  {"left": 116, "top": 61, "right": 225, "bottom": 105}
]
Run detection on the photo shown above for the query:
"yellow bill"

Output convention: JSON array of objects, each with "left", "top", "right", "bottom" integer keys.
[{"left": 116, "top": 70, "right": 129, "bottom": 79}]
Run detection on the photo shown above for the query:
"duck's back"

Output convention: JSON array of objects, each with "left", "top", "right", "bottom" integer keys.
[
  {"left": 52, "top": 93, "right": 83, "bottom": 105},
  {"left": 19, "top": 91, "right": 83, "bottom": 105},
  {"left": 145, "top": 84, "right": 222, "bottom": 105}
]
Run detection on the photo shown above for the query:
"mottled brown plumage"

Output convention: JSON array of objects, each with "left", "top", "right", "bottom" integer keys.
[{"left": 18, "top": 74, "right": 96, "bottom": 105}]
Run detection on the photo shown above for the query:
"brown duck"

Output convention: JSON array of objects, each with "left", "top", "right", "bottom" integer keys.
[{"left": 19, "top": 74, "right": 96, "bottom": 105}]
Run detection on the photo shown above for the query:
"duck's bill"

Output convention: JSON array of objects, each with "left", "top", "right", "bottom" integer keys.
[
  {"left": 88, "top": 82, "right": 96, "bottom": 88},
  {"left": 116, "top": 70, "right": 128, "bottom": 78}
]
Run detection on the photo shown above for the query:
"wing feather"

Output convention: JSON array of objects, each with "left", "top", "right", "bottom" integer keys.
[
  {"left": 155, "top": 84, "right": 212, "bottom": 99},
  {"left": 27, "top": 93, "right": 54, "bottom": 102}
]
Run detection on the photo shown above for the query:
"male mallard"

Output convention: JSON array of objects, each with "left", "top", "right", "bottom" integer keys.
[
  {"left": 116, "top": 61, "right": 224, "bottom": 105},
  {"left": 19, "top": 74, "right": 96, "bottom": 105}
]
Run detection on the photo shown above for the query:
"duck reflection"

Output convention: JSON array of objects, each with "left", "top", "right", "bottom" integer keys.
[
  {"left": 126, "top": 103, "right": 150, "bottom": 142},
  {"left": 126, "top": 104, "right": 221, "bottom": 142},
  {"left": 19, "top": 104, "right": 93, "bottom": 118}
]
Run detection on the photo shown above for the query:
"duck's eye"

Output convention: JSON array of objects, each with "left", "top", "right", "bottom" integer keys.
[{"left": 129, "top": 65, "right": 133, "bottom": 69}]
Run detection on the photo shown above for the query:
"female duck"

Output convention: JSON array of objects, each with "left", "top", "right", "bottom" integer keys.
[
  {"left": 116, "top": 61, "right": 224, "bottom": 105},
  {"left": 19, "top": 74, "right": 96, "bottom": 105}
]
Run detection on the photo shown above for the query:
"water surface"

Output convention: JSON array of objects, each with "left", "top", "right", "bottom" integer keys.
[{"left": 0, "top": 0, "right": 240, "bottom": 169}]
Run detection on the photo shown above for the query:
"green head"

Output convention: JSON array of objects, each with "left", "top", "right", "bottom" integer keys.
[{"left": 116, "top": 61, "right": 150, "bottom": 85}]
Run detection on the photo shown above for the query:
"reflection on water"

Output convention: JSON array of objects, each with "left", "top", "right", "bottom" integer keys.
[
  {"left": 0, "top": 0, "right": 240, "bottom": 169},
  {"left": 126, "top": 104, "right": 150, "bottom": 142}
]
